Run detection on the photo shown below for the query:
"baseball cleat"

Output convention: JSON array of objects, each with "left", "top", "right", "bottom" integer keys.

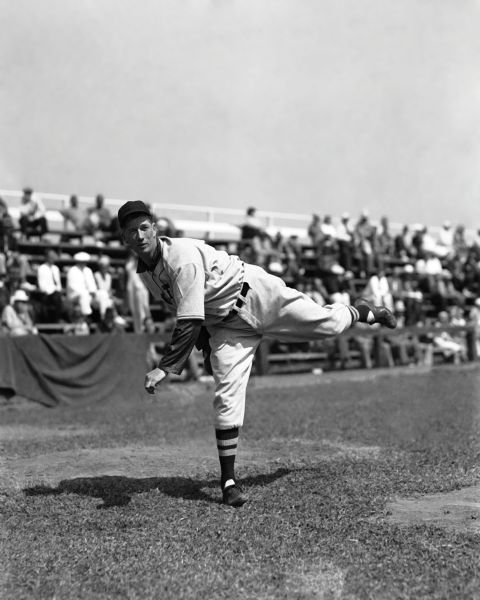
[
  {"left": 355, "top": 298, "right": 397, "bottom": 329},
  {"left": 222, "top": 484, "right": 248, "bottom": 508}
]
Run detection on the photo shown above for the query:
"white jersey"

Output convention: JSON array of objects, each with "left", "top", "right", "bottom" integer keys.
[{"left": 137, "top": 237, "right": 244, "bottom": 324}]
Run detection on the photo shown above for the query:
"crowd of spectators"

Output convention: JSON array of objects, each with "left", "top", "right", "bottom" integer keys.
[{"left": 1, "top": 192, "right": 479, "bottom": 369}]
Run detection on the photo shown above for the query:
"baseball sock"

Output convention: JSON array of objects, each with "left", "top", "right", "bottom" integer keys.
[
  {"left": 216, "top": 427, "right": 239, "bottom": 489},
  {"left": 347, "top": 305, "right": 361, "bottom": 325}
]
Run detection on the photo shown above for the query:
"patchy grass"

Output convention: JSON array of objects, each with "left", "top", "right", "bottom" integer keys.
[{"left": 1, "top": 367, "right": 480, "bottom": 599}]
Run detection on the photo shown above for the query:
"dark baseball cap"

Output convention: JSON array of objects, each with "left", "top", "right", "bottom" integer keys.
[{"left": 117, "top": 200, "right": 152, "bottom": 228}]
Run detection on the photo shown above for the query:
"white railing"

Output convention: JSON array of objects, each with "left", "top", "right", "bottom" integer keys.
[{"left": 1, "top": 188, "right": 475, "bottom": 243}]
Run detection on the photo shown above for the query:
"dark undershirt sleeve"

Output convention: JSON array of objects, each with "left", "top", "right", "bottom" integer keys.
[{"left": 157, "top": 319, "right": 204, "bottom": 375}]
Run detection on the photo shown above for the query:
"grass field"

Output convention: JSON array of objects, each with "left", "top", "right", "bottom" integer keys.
[{"left": 1, "top": 366, "right": 480, "bottom": 599}]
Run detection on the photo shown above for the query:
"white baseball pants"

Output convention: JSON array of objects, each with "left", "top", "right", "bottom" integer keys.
[{"left": 207, "top": 264, "right": 354, "bottom": 429}]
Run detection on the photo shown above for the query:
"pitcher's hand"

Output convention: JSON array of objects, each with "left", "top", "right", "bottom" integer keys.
[{"left": 145, "top": 368, "right": 167, "bottom": 394}]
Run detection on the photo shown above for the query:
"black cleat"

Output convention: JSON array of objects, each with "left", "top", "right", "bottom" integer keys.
[
  {"left": 222, "top": 484, "right": 248, "bottom": 508},
  {"left": 355, "top": 298, "right": 397, "bottom": 329}
]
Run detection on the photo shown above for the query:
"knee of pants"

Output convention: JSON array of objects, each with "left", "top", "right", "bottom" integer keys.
[{"left": 213, "top": 378, "right": 247, "bottom": 429}]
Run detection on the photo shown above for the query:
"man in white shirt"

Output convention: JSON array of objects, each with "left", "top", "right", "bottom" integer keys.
[
  {"left": 19, "top": 187, "right": 48, "bottom": 238},
  {"left": 37, "top": 249, "right": 63, "bottom": 322},
  {"left": 66, "top": 252, "right": 98, "bottom": 316}
]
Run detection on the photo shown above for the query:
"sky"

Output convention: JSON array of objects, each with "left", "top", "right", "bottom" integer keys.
[{"left": 1, "top": 0, "right": 479, "bottom": 227}]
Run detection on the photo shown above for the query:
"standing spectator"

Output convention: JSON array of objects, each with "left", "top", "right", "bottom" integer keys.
[
  {"left": 94, "top": 255, "right": 115, "bottom": 318},
  {"left": 394, "top": 225, "right": 412, "bottom": 262},
  {"left": 354, "top": 210, "right": 375, "bottom": 276},
  {"left": 376, "top": 216, "right": 394, "bottom": 270},
  {"left": 84, "top": 194, "right": 112, "bottom": 241},
  {"left": 125, "top": 251, "right": 151, "bottom": 333},
  {"left": 37, "top": 249, "right": 64, "bottom": 323},
  {"left": 452, "top": 224, "right": 468, "bottom": 261},
  {"left": 307, "top": 214, "right": 322, "bottom": 245},
  {"left": 19, "top": 187, "right": 48, "bottom": 238},
  {"left": 66, "top": 252, "right": 98, "bottom": 317},
  {"left": 240, "top": 207, "right": 264, "bottom": 240},
  {"left": 336, "top": 212, "right": 354, "bottom": 272},
  {"left": 1, "top": 290, "right": 38, "bottom": 336}
]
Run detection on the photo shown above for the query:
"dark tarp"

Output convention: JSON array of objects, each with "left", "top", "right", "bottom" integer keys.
[{"left": 0, "top": 333, "right": 150, "bottom": 407}]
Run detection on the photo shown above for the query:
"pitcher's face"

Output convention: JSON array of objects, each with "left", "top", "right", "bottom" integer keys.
[{"left": 122, "top": 215, "right": 158, "bottom": 258}]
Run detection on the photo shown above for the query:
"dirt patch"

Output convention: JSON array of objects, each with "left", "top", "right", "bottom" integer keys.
[
  {"left": 383, "top": 484, "right": 480, "bottom": 534},
  {"left": 0, "top": 437, "right": 383, "bottom": 490},
  {"left": 0, "top": 424, "right": 97, "bottom": 441}
]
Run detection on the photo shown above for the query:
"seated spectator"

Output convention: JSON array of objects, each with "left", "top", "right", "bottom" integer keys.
[
  {"left": 304, "top": 277, "right": 328, "bottom": 306},
  {"left": 18, "top": 187, "right": 48, "bottom": 238},
  {"left": 320, "top": 215, "right": 337, "bottom": 238},
  {"left": 156, "top": 216, "right": 177, "bottom": 237},
  {"left": 1, "top": 290, "right": 38, "bottom": 336},
  {"left": 37, "top": 249, "right": 64, "bottom": 323},
  {"left": 64, "top": 301, "right": 90, "bottom": 336},
  {"left": 60, "top": 195, "right": 84, "bottom": 230},
  {"left": 316, "top": 233, "right": 343, "bottom": 292},
  {"left": 433, "top": 310, "right": 467, "bottom": 363},
  {"left": 66, "top": 252, "right": 98, "bottom": 317},
  {"left": 361, "top": 269, "right": 394, "bottom": 312},
  {"left": 307, "top": 214, "right": 322, "bottom": 245},
  {"left": 84, "top": 194, "right": 112, "bottom": 241},
  {"left": 282, "top": 235, "right": 304, "bottom": 283},
  {"left": 437, "top": 221, "right": 454, "bottom": 258}
]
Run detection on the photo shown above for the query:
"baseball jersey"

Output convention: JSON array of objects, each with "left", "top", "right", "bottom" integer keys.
[{"left": 137, "top": 237, "right": 244, "bottom": 324}]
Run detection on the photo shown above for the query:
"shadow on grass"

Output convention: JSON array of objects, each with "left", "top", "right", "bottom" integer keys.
[{"left": 23, "top": 468, "right": 291, "bottom": 509}]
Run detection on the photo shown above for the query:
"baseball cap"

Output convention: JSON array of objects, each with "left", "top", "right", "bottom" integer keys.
[
  {"left": 117, "top": 201, "right": 152, "bottom": 228},
  {"left": 73, "top": 251, "right": 91, "bottom": 262}
]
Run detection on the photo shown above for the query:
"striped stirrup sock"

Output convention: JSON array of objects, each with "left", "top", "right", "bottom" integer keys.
[{"left": 216, "top": 427, "right": 239, "bottom": 489}]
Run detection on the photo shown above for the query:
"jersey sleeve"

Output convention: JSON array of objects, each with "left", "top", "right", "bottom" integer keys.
[{"left": 172, "top": 262, "right": 205, "bottom": 320}]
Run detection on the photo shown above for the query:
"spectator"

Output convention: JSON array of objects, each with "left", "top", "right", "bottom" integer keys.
[
  {"left": 394, "top": 225, "right": 413, "bottom": 262},
  {"left": 125, "top": 251, "right": 151, "bottom": 333},
  {"left": 84, "top": 194, "right": 112, "bottom": 241},
  {"left": 240, "top": 207, "right": 264, "bottom": 240},
  {"left": 66, "top": 252, "right": 98, "bottom": 317},
  {"left": 94, "top": 255, "right": 116, "bottom": 318},
  {"left": 320, "top": 215, "right": 336, "bottom": 238},
  {"left": 156, "top": 216, "right": 177, "bottom": 237},
  {"left": 19, "top": 187, "right": 48, "bottom": 238},
  {"left": 60, "top": 195, "right": 85, "bottom": 232},
  {"left": 336, "top": 212, "right": 354, "bottom": 272},
  {"left": 64, "top": 301, "right": 90, "bottom": 336},
  {"left": 433, "top": 310, "right": 467, "bottom": 364},
  {"left": 37, "top": 249, "right": 64, "bottom": 323},
  {"left": 354, "top": 210, "right": 375, "bottom": 276},
  {"left": 1, "top": 290, "right": 38, "bottom": 336},
  {"left": 437, "top": 221, "right": 454, "bottom": 258},
  {"left": 453, "top": 224, "right": 468, "bottom": 261},
  {"left": 316, "top": 233, "right": 343, "bottom": 293},
  {"left": 376, "top": 216, "right": 394, "bottom": 270},
  {"left": 361, "top": 269, "right": 394, "bottom": 312},
  {"left": 307, "top": 214, "right": 322, "bottom": 245}
]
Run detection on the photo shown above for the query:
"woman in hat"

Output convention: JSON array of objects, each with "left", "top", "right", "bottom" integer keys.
[{"left": 1, "top": 290, "right": 38, "bottom": 336}]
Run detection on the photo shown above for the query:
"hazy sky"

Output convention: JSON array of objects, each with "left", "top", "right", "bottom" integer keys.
[{"left": 1, "top": 0, "right": 479, "bottom": 226}]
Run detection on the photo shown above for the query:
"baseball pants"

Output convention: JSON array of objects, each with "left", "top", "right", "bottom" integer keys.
[{"left": 207, "top": 264, "right": 354, "bottom": 429}]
